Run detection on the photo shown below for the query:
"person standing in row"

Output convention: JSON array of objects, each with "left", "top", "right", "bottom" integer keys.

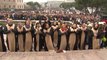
[
  {"left": 43, "top": 23, "right": 54, "bottom": 51},
  {"left": 80, "top": 23, "right": 88, "bottom": 50},
  {"left": 4, "top": 19, "right": 16, "bottom": 52},
  {"left": 51, "top": 22, "right": 59, "bottom": 49},
  {"left": 24, "top": 20, "right": 34, "bottom": 52},
  {"left": 68, "top": 23, "right": 78, "bottom": 50},
  {"left": 34, "top": 22, "right": 42, "bottom": 51},
  {"left": 92, "top": 23, "right": 100, "bottom": 49},
  {"left": 16, "top": 22, "right": 24, "bottom": 52},
  {"left": 57, "top": 23, "right": 68, "bottom": 52}
]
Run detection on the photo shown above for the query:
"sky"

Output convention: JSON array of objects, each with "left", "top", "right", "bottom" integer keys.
[
  {"left": 23, "top": 0, "right": 48, "bottom": 2},
  {"left": 23, "top": 0, "right": 75, "bottom": 2}
]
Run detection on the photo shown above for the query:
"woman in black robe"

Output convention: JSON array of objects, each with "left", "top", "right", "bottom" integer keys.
[
  {"left": 51, "top": 22, "right": 59, "bottom": 49},
  {"left": 3, "top": 19, "right": 17, "bottom": 52},
  {"left": 92, "top": 23, "right": 100, "bottom": 49},
  {"left": 16, "top": 22, "right": 24, "bottom": 52},
  {"left": 43, "top": 23, "right": 54, "bottom": 51},
  {"left": 80, "top": 23, "right": 88, "bottom": 50},
  {"left": 68, "top": 23, "right": 78, "bottom": 50},
  {"left": 34, "top": 22, "right": 42, "bottom": 51},
  {"left": 87, "top": 25, "right": 93, "bottom": 49},
  {"left": 23, "top": 20, "right": 34, "bottom": 52},
  {"left": 57, "top": 23, "right": 68, "bottom": 52}
]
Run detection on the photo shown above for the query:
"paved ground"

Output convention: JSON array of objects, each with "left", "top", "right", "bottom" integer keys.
[{"left": 0, "top": 49, "right": 107, "bottom": 60}]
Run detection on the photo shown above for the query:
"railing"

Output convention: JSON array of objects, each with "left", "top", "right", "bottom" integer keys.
[{"left": 0, "top": 20, "right": 72, "bottom": 23}]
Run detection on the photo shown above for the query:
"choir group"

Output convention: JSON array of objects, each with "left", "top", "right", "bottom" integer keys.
[{"left": 0, "top": 18, "right": 107, "bottom": 52}]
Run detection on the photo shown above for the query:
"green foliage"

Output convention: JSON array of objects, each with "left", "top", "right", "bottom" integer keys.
[
  {"left": 60, "top": 2, "right": 75, "bottom": 9},
  {"left": 75, "top": 0, "right": 107, "bottom": 13},
  {"left": 0, "top": 22, "right": 5, "bottom": 26},
  {"left": 26, "top": 1, "right": 41, "bottom": 9}
]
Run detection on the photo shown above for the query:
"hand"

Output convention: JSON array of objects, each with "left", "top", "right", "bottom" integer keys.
[{"left": 43, "top": 30, "right": 46, "bottom": 33}]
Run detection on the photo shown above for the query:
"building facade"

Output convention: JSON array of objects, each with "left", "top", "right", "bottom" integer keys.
[{"left": 0, "top": 0, "right": 24, "bottom": 9}]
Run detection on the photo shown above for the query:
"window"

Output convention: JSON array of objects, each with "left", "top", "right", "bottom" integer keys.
[
  {"left": 9, "top": 5, "right": 11, "bottom": 8},
  {"left": 4, "top": 5, "right": 6, "bottom": 8},
  {"left": 13, "top": 5, "right": 15, "bottom": 8},
  {"left": 13, "top": 0, "right": 15, "bottom": 2}
]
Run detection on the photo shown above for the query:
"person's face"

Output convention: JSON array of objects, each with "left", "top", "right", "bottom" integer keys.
[
  {"left": 46, "top": 24, "right": 49, "bottom": 29},
  {"left": 82, "top": 23, "right": 86, "bottom": 28},
  {"left": 94, "top": 24, "right": 98, "bottom": 28},
  {"left": 37, "top": 23, "right": 41, "bottom": 27},
  {"left": 72, "top": 24, "right": 77, "bottom": 28},
  {"left": 18, "top": 23, "right": 23, "bottom": 28},
  {"left": 26, "top": 21, "right": 30, "bottom": 25},
  {"left": 8, "top": 20, "right": 13, "bottom": 26},
  {"left": 54, "top": 22, "right": 56, "bottom": 25},
  {"left": 62, "top": 24, "right": 66, "bottom": 28}
]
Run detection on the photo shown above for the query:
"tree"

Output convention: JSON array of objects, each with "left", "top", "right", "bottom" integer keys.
[
  {"left": 75, "top": 0, "right": 107, "bottom": 14},
  {"left": 59, "top": 2, "right": 75, "bottom": 9},
  {"left": 26, "top": 1, "right": 41, "bottom": 9},
  {"left": 75, "top": 0, "right": 91, "bottom": 12}
]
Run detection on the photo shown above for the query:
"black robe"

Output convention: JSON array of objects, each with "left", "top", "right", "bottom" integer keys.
[
  {"left": 0, "top": 26, "right": 6, "bottom": 52},
  {"left": 68, "top": 27, "right": 78, "bottom": 50},
  {"left": 34, "top": 27, "right": 42, "bottom": 51},
  {"left": 43, "top": 28, "right": 54, "bottom": 51},
  {"left": 16, "top": 26, "right": 24, "bottom": 52},
  {"left": 58, "top": 28, "right": 67, "bottom": 50},
  {"left": 79, "top": 28, "right": 88, "bottom": 50},
  {"left": 86, "top": 29, "right": 93, "bottom": 49},
  {"left": 51, "top": 25, "right": 59, "bottom": 48},
  {"left": 92, "top": 28, "right": 100, "bottom": 49},
  {"left": 3, "top": 24, "right": 17, "bottom": 52},
  {"left": 24, "top": 24, "right": 34, "bottom": 52}
]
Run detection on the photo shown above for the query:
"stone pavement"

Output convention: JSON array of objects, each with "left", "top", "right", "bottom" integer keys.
[{"left": 0, "top": 49, "right": 107, "bottom": 60}]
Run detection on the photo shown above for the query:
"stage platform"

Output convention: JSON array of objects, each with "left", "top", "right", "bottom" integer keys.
[{"left": 0, "top": 49, "right": 107, "bottom": 60}]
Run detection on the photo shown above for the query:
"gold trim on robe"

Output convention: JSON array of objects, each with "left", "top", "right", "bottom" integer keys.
[
  {"left": 6, "top": 24, "right": 15, "bottom": 52},
  {"left": 25, "top": 32, "right": 32, "bottom": 51},
  {"left": 52, "top": 25, "right": 58, "bottom": 47},
  {"left": 24, "top": 25, "right": 32, "bottom": 52},
  {"left": 35, "top": 27, "right": 42, "bottom": 51},
  {"left": 17, "top": 27, "right": 24, "bottom": 52},
  {"left": 45, "top": 28, "right": 54, "bottom": 51},
  {"left": 69, "top": 27, "right": 76, "bottom": 50},
  {"left": 53, "top": 31, "right": 58, "bottom": 47},
  {"left": 81, "top": 31, "right": 85, "bottom": 49},
  {"left": 92, "top": 28, "right": 100, "bottom": 49}
]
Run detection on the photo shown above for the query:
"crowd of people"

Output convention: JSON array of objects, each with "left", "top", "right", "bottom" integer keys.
[
  {"left": 0, "top": 16, "right": 107, "bottom": 52},
  {"left": 0, "top": 10, "right": 100, "bottom": 22}
]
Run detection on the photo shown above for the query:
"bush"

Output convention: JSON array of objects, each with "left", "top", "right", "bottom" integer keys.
[{"left": 0, "top": 22, "right": 5, "bottom": 26}]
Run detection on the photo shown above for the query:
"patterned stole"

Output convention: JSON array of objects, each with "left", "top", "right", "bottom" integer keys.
[
  {"left": 24, "top": 25, "right": 32, "bottom": 51},
  {"left": 6, "top": 24, "right": 15, "bottom": 52},
  {"left": 24, "top": 24, "right": 31, "bottom": 31},
  {"left": 6, "top": 24, "right": 15, "bottom": 31}
]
